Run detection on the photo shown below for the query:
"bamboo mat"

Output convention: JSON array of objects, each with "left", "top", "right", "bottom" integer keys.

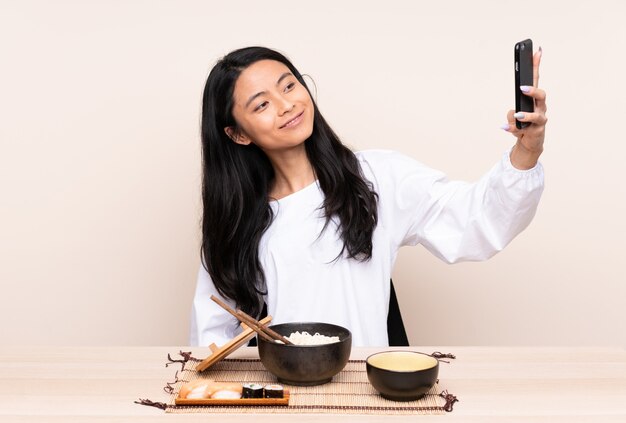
[{"left": 164, "top": 357, "right": 455, "bottom": 415}]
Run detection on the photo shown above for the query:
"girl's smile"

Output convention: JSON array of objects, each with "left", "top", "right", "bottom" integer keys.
[{"left": 280, "top": 111, "right": 304, "bottom": 129}]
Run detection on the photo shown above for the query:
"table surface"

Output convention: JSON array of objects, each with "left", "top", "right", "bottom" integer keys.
[{"left": 1, "top": 346, "right": 625, "bottom": 422}]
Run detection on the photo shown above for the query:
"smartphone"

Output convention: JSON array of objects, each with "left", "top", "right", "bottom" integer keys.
[{"left": 514, "top": 39, "right": 534, "bottom": 129}]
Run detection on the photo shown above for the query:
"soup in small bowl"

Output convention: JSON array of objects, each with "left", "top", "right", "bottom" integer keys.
[{"left": 366, "top": 351, "right": 439, "bottom": 401}]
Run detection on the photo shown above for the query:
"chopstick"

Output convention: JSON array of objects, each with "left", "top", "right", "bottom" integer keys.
[
  {"left": 235, "top": 309, "right": 294, "bottom": 345},
  {"left": 210, "top": 295, "right": 293, "bottom": 345}
]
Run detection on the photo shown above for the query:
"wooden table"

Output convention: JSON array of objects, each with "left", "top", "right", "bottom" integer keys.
[{"left": 1, "top": 346, "right": 625, "bottom": 422}]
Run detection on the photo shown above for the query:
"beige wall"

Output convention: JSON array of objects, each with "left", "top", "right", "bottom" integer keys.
[{"left": 1, "top": 0, "right": 625, "bottom": 346}]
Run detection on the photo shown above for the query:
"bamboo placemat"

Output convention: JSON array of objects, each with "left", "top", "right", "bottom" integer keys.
[{"left": 158, "top": 354, "right": 457, "bottom": 415}]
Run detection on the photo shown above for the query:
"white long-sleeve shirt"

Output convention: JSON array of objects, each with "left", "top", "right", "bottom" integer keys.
[{"left": 189, "top": 149, "right": 544, "bottom": 347}]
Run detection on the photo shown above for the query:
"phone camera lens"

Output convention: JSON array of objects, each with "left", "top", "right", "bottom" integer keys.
[{"left": 521, "top": 44, "right": 525, "bottom": 50}]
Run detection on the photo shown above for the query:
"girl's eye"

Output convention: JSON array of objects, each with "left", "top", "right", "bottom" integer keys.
[
  {"left": 284, "top": 82, "right": 295, "bottom": 92},
  {"left": 254, "top": 101, "right": 269, "bottom": 112}
]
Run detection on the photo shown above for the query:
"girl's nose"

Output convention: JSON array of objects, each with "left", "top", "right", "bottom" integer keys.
[{"left": 278, "top": 97, "right": 295, "bottom": 115}]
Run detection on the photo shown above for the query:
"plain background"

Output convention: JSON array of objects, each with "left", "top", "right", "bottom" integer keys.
[{"left": 1, "top": 0, "right": 625, "bottom": 347}]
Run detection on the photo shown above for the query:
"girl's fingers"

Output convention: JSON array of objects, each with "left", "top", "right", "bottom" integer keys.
[
  {"left": 519, "top": 86, "right": 546, "bottom": 101},
  {"left": 519, "top": 86, "right": 547, "bottom": 112},
  {"left": 507, "top": 109, "right": 516, "bottom": 126},
  {"left": 502, "top": 109, "right": 520, "bottom": 133},
  {"left": 512, "top": 111, "right": 548, "bottom": 126},
  {"left": 533, "top": 46, "right": 542, "bottom": 87}
]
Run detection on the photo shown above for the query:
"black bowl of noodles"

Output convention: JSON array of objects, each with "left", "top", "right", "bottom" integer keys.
[{"left": 257, "top": 322, "right": 352, "bottom": 386}]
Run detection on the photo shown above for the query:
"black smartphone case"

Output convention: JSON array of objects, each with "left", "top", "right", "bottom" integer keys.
[{"left": 515, "top": 39, "right": 534, "bottom": 129}]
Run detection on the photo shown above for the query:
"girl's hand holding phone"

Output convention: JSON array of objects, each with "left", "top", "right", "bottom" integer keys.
[{"left": 504, "top": 46, "right": 548, "bottom": 170}]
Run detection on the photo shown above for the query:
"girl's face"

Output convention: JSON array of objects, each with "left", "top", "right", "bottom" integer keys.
[{"left": 227, "top": 60, "right": 314, "bottom": 153}]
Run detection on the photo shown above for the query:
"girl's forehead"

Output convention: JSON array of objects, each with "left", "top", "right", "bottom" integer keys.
[{"left": 234, "top": 60, "right": 292, "bottom": 96}]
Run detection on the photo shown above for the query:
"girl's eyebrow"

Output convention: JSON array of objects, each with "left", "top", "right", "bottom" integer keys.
[
  {"left": 244, "top": 72, "right": 293, "bottom": 108},
  {"left": 276, "top": 71, "right": 292, "bottom": 86}
]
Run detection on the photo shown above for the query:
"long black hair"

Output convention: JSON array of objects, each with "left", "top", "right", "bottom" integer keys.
[{"left": 200, "top": 46, "right": 378, "bottom": 317}]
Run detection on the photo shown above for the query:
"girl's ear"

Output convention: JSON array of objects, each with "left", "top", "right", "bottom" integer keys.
[{"left": 224, "top": 126, "right": 252, "bottom": 145}]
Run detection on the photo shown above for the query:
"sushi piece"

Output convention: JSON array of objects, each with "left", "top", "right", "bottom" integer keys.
[
  {"left": 179, "top": 379, "right": 213, "bottom": 399},
  {"left": 211, "top": 388, "right": 242, "bottom": 400},
  {"left": 264, "top": 384, "right": 284, "bottom": 399},
  {"left": 242, "top": 383, "right": 264, "bottom": 398},
  {"left": 209, "top": 382, "right": 243, "bottom": 399},
  {"left": 178, "top": 380, "right": 243, "bottom": 400}
]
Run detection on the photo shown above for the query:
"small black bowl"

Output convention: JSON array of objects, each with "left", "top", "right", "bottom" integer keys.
[
  {"left": 366, "top": 351, "right": 439, "bottom": 401},
  {"left": 258, "top": 322, "right": 352, "bottom": 386}
]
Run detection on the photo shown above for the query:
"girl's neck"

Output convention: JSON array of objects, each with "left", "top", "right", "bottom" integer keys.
[{"left": 265, "top": 145, "right": 316, "bottom": 200}]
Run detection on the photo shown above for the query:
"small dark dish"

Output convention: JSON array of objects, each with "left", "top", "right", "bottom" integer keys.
[
  {"left": 258, "top": 322, "right": 352, "bottom": 386},
  {"left": 366, "top": 351, "right": 439, "bottom": 401}
]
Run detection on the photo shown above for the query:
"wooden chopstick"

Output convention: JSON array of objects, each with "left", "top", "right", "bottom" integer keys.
[
  {"left": 235, "top": 309, "right": 293, "bottom": 345},
  {"left": 210, "top": 295, "right": 293, "bottom": 345},
  {"left": 210, "top": 295, "right": 274, "bottom": 343}
]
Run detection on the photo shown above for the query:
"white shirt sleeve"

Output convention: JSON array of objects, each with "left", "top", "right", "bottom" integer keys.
[
  {"left": 189, "top": 265, "right": 242, "bottom": 347},
  {"left": 361, "top": 149, "right": 544, "bottom": 263}
]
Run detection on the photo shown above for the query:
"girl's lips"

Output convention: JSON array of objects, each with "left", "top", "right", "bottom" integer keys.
[{"left": 280, "top": 111, "right": 304, "bottom": 129}]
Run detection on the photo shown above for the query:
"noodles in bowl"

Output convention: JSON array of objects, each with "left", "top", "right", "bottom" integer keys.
[
  {"left": 285, "top": 331, "right": 340, "bottom": 345},
  {"left": 258, "top": 322, "right": 352, "bottom": 386}
]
